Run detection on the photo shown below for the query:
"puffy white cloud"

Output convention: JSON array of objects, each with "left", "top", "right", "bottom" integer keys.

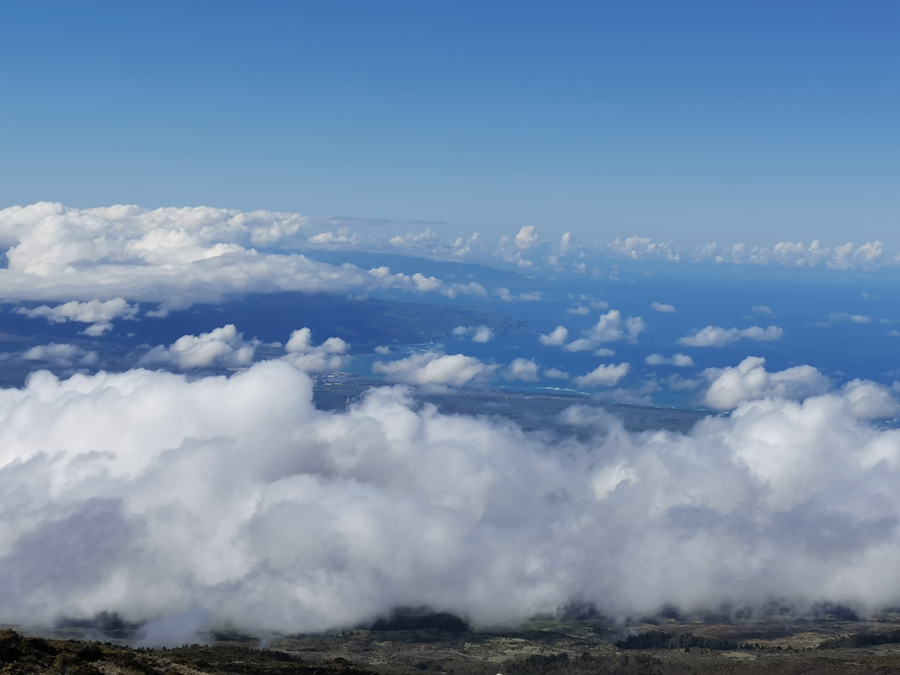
[
  {"left": 3, "top": 360, "right": 900, "bottom": 639},
  {"left": 538, "top": 325, "right": 569, "bottom": 347},
  {"left": 544, "top": 368, "right": 570, "bottom": 379},
  {"left": 649, "top": 301, "right": 676, "bottom": 313},
  {"left": 283, "top": 328, "right": 351, "bottom": 373},
  {"left": 0, "top": 204, "right": 477, "bottom": 310},
  {"left": 586, "top": 310, "right": 646, "bottom": 344},
  {"left": 389, "top": 229, "right": 439, "bottom": 248},
  {"left": 752, "top": 305, "right": 772, "bottom": 315},
  {"left": 695, "top": 238, "right": 888, "bottom": 270},
  {"left": 452, "top": 326, "right": 494, "bottom": 343},
  {"left": 494, "top": 287, "right": 542, "bottom": 302},
  {"left": 679, "top": 325, "right": 783, "bottom": 348},
  {"left": 22, "top": 343, "right": 98, "bottom": 368},
  {"left": 15, "top": 298, "right": 139, "bottom": 336},
  {"left": 645, "top": 353, "right": 695, "bottom": 367},
  {"left": 372, "top": 351, "right": 495, "bottom": 388},
  {"left": 573, "top": 362, "right": 630, "bottom": 387},
  {"left": 141, "top": 325, "right": 258, "bottom": 370},
  {"left": 367, "top": 267, "right": 444, "bottom": 293},
  {"left": 514, "top": 225, "right": 538, "bottom": 250},
  {"left": 842, "top": 379, "right": 900, "bottom": 420},
  {"left": 471, "top": 326, "right": 494, "bottom": 343},
  {"left": 563, "top": 339, "right": 595, "bottom": 353},
  {"left": 562, "top": 310, "right": 646, "bottom": 354},
  {"left": 607, "top": 236, "right": 679, "bottom": 261},
  {"left": 504, "top": 358, "right": 540, "bottom": 382},
  {"left": 702, "top": 356, "right": 831, "bottom": 410}
]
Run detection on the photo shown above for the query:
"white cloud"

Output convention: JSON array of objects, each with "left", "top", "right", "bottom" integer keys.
[
  {"left": 22, "top": 343, "right": 98, "bottom": 368},
  {"left": 374, "top": 345, "right": 391, "bottom": 355},
  {"left": 842, "top": 379, "right": 900, "bottom": 420},
  {"left": 678, "top": 325, "right": 783, "bottom": 348},
  {"left": 544, "top": 368, "right": 570, "bottom": 379},
  {"left": 141, "top": 325, "right": 259, "bottom": 369},
  {"left": 514, "top": 225, "right": 538, "bottom": 250},
  {"left": 452, "top": 325, "right": 495, "bottom": 343},
  {"left": 283, "top": 327, "right": 351, "bottom": 372},
  {"left": 830, "top": 313, "right": 872, "bottom": 324},
  {"left": 0, "top": 204, "right": 477, "bottom": 311},
  {"left": 471, "top": 326, "right": 494, "bottom": 343},
  {"left": 564, "top": 339, "right": 595, "bottom": 353},
  {"left": 607, "top": 236, "right": 679, "bottom": 261},
  {"left": 702, "top": 356, "right": 831, "bottom": 410},
  {"left": 16, "top": 298, "right": 138, "bottom": 336},
  {"left": 504, "top": 358, "right": 540, "bottom": 382},
  {"left": 645, "top": 353, "right": 695, "bottom": 367},
  {"left": 562, "top": 310, "right": 646, "bottom": 354},
  {"left": 586, "top": 310, "right": 646, "bottom": 344},
  {"left": 650, "top": 301, "right": 676, "bottom": 313},
  {"left": 594, "top": 347, "right": 615, "bottom": 357},
  {"left": 372, "top": 351, "right": 495, "bottom": 388},
  {"left": 538, "top": 326, "right": 569, "bottom": 347},
  {"left": 3, "top": 359, "right": 900, "bottom": 639},
  {"left": 573, "top": 362, "right": 630, "bottom": 387},
  {"left": 752, "top": 305, "right": 772, "bottom": 315},
  {"left": 694, "top": 238, "right": 889, "bottom": 270},
  {"left": 389, "top": 229, "right": 439, "bottom": 248}
]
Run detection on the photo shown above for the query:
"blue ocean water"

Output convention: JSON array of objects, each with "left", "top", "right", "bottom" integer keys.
[{"left": 2, "top": 252, "right": 898, "bottom": 410}]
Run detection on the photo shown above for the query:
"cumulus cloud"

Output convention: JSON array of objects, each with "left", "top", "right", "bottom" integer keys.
[
  {"left": 0, "top": 203, "right": 475, "bottom": 310},
  {"left": 538, "top": 326, "right": 569, "bottom": 347},
  {"left": 573, "top": 362, "right": 630, "bottom": 388},
  {"left": 22, "top": 343, "right": 98, "bottom": 368},
  {"left": 562, "top": 310, "right": 645, "bottom": 353},
  {"left": 494, "top": 287, "right": 542, "bottom": 303},
  {"left": 607, "top": 236, "right": 679, "bottom": 261},
  {"left": 452, "top": 326, "right": 494, "bottom": 343},
  {"left": 842, "top": 379, "right": 900, "bottom": 420},
  {"left": 504, "top": 358, "right": 540, "bottom": 382},
  {"left": 389, "top": 229, "right": 439, "bottom": 248},
  {"left": 471, "top": 326, "right": 494, "bottom": 343},
  {"left": 679, "top": 325, "right": 783, "bottom": 348},
  {"left": 372, "top": 351, "right": 495, "bottom": 388},
  {"left": 695, "top": 238, "right": 888, "bottom": 270},
  {"left": 3, "top": 360, "right": 900, "bottom": 640},
  {"left": 141, "top": 325, "right": 259, "bottom": 369},
  {"left": 589, "top": 310, "right": 645, "bottom": 343},
  {"left": 649, "top": 301, "right": 676, "bottom": 313},
  {"left": 702, "top": 356, "right": 831, "bottom": 410},
  {"left": 283, "top": 328, "right": 351, "bottom": 373},
  {"left": 752, "top": 305, "right": 772, "bottom": 315},
  {"left": 645, "top": 353, "right": 695, "bottom": 367},
  {"left": 15, "top": 298, "right": 139, "bottom": 336},
  {"left": 514, "top": 225, "right": 538, "bottom": 250}
]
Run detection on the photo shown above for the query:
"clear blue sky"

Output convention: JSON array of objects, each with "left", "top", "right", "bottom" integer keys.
[{"left": 1, "top": 1, "right": 898, "bottom": 246}]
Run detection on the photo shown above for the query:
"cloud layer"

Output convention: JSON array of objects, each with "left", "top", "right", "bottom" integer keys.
[
  {"left": 0, "top": 358, "right": 900, "bottom": 638},
  {"left": 1, "top": 359, "right": 899, "bottom": 641}
]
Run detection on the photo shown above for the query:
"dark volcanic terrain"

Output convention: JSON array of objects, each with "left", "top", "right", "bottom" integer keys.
[{"left": 8, "top": 612, "right": 900, "bottom": 674}]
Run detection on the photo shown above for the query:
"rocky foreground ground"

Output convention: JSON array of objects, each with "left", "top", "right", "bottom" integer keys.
[{"left": 7, "top": 612, "right": 900, "bottom": 674}]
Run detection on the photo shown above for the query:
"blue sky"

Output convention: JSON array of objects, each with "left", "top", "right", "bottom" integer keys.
[{"left": 1, "top": 1, "right": 898, "bottom": 246}]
